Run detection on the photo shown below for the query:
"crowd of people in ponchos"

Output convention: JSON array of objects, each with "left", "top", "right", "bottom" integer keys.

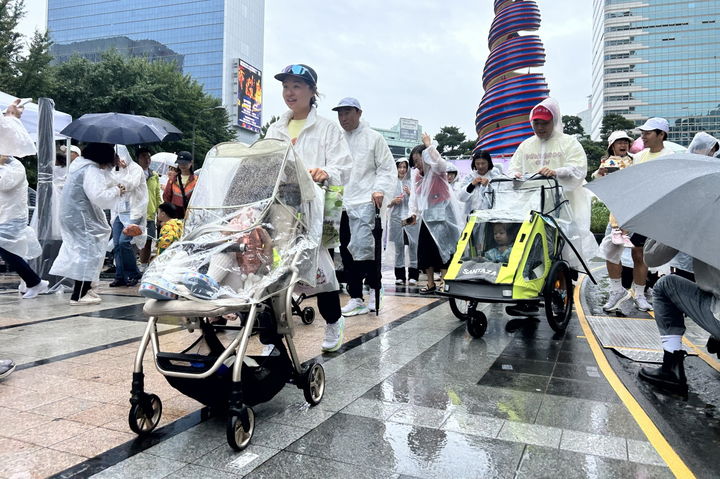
[{"left": 2, "top": 79, "right": 719, "bottom": 390}]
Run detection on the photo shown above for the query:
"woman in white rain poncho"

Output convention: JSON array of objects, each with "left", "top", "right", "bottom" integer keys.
[
  {"left": 50, "top": 143, "right": 125, "bottom": 305},
  {"left": 387, "top": 157, "right": 420, "bottom": 285},
  {"left": 265, "top": 63, "right": 352, "bottom": 352},
  {"left": 0, "top": 100, "right": 48, "bottom": 299},
  {"left": 457, "top": 148, "right": 501, "bottom": 216},
  {"left": 508, "top": 97, "right": 596, "bottom": 268},
  {"left": 407, "top": 134, "right": 463, "bottom": 294}
]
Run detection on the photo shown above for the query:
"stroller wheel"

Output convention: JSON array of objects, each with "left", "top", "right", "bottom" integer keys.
[
  {"left": 227, "top": 407, "right": 255, "bottom": 451},
  {"left": 449, "top": 298, "right": 476, "bottom": 321},
  {"left": 302, "top": 362, "right": 326, "bottom": 406},
  {"left": 301, "top": 307, "right": 316, "bottom": 325},
  {"left": 467, "top": 310, "right": 488, "bottom": 338},
  {"left": 544, "top": 261, "right": 573, "bottom": 332},
  {"left": 128, "top": 393, "right": 162, "bottom": 435}
]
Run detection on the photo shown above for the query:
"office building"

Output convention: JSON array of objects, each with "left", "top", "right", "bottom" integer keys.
[
  {"left": 591, "top": 0, "right": 720, "bottom": 143},
  {"left": 47, "top": 0, "right": 265, "bottom": 142},
  {"left": 374, "top": 118, "right": 423, "bottom": 158}
]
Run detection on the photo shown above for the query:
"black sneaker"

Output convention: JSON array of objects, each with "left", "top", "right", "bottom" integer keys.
[{"left": 109, "top": 279, "right": 128, "bottom": 287}]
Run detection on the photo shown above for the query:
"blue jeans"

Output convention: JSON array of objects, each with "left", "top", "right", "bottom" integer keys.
[
  {"left": 112, "top": 217, "right": 141, "bottom": 282},
  {"left": 653, "top": 274, "right": 720, "bottom": 339}
]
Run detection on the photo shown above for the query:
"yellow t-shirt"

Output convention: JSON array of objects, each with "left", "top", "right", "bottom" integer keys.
[
  {"left": 288, "top": 119, "right": 306, "bottom": 143},
  {"left": 634, "top": 147, "right": 671, "bottom": 164}
]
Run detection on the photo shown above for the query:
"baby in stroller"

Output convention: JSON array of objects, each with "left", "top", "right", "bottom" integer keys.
[{"left": 484, "top": 223, "right": 516, "bottom": 264}]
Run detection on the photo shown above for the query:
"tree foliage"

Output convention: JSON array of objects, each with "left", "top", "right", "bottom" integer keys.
[
  {"left": 42, "top": 51, "right": 235, "bottom": 165},
  {"left": 600, "top": 114, "right": 635, "bottom": 142},
  {"left": 260, "top": 115, "right": 279, "bottom": 139},
  {"left": 0, "top": 0, "right": 24, "bottom": 88},
  {"left": 562, "top": 115, "right": 585, "bottom": 137},
  {"left": 434, "top": 126, "right": 474, "bottom": 156},
  {"left": 579, "top": 137, "right": 607, "bottom": 182}
]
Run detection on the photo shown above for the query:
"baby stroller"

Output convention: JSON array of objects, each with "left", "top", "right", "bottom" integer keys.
[
  {"left": 128, "top": 139, "right": 327, "bottom": 450},
  {"left": 442, "top": 176, "right": 594, "bottom": 338}
]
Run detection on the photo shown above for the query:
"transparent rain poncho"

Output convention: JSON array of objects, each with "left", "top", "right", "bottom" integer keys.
[
  {"left": 141, "top": 139, "right": 324, "bottom": 304},
  {"left": 408, "top": 143, "right": 463, "bottom": 264},
  {"left": 687, "top": 132, "right": 720, "bottom": 157}
]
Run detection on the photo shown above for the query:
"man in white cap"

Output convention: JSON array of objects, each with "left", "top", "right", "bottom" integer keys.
[
  {"left": 60, "top": 144, "right": 81, "bottom": 163},
  {"left": 635, "top": 117, "right": 672, "bottom": 164},
  {"left": 617, "top": 117, "right": 673, "bottom": 312},
  {"left": 333, "top": 97, "right": 396, "bottom": 316}
]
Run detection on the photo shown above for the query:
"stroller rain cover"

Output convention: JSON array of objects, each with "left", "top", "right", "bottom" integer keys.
[{"left": 142, "top": 139, "right": 324, "bottom": 304}]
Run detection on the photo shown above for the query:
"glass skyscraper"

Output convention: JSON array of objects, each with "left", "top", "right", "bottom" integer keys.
[
  {"left": 591, "top": 0, "right": 720, "bottom": 143},
  {"left": 47, "top": 0, "right": 264, "bottom": 141}
]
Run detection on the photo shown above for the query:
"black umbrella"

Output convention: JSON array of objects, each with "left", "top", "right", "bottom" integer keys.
[
  {"left": 372, "top": 206, "right": 383, "bottom": 316},
  {"left": 60, "top": 113, "right": 182, "bottom": 144}
]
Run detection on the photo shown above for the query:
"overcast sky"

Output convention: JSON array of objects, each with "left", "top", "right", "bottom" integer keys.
[{"left": 18, "top": 0, "right": 592, "bottom": 138}]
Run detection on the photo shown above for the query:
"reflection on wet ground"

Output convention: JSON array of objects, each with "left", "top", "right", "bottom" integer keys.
[{"left": 3, "top": 262, "right": 715, "bottom": 477}]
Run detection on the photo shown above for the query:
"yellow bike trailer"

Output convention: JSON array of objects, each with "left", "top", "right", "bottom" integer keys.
[{"left": 441, "top": 177, "right": 594, "bottom": 338}]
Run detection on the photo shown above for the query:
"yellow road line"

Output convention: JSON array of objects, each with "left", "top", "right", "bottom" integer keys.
[
  {"left": 575, "top": 274, "right": 695, "bottom": 479},
  {"left": 682, "top": 338, "right": 720, "bottom": 373}
]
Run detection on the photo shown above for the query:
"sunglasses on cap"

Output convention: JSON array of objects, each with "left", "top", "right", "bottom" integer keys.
[{"left": 281, "top": 64, "right": 316, "bottom": 84}]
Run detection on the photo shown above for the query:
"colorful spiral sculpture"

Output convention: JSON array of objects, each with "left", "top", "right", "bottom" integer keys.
[{"left": 475, "top": 0, "right": 550, "bottom": 158}]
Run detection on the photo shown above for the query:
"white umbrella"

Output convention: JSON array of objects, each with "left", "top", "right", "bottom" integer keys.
[
  {"left": 0, "top": 91, "right": 72, "bottom": 141},
  {"left": 150, "top": 152, "right": 177, "bottom": 176},
  {"left": 586, "top": 153, "right": 720, "bottom": 269}
]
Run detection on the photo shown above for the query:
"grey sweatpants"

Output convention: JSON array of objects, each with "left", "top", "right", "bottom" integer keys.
[{"left": 653, "top": 274, "right": 720, "bottom": 338}]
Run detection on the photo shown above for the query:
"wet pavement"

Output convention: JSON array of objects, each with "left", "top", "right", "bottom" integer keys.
[{"left": 1, "top": 264, "right": 718, "bottom": 478}]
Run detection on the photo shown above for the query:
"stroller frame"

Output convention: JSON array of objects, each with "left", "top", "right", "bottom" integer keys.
[{"left": 129, "top": 256, "right": 325, "bottom": 450}]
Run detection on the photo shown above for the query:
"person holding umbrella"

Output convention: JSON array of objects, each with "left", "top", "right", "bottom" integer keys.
[
  {"left": 586, "top": 150, "right": 720, "bottom": 394},
  {"left": 333, "top": 97, "right": 396, "bottom": 316},
  {"left": 50, "top": 143, "right": 125, "bottom": 304},
  {"left": 163, "top": 151, "right": 197, "bottom": 216},
  {"left": 265, "top": 63, "right": 352, "bottom": 352}
]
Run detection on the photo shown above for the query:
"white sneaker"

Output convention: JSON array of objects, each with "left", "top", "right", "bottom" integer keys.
[
  {"left": 395, "top": 279, "right": 405, "bottom": 285},
  {"left": 602, "top": 289, "right": 628, "bottom": 312},
  {"left": 0, "top": 359, "right": 16, "bottom": 379},
  {"left": 341, "top": 298, "right": 369, "bottom": 316},
  {"left": 22, "top": 280, "right": 49, "bottom": 299},
  {"left": 86, "top": 289, "right": 101, "bottom": 299},
  {"left": 322, "top": 317, "right": 345, "bottom": 352},
  {"left": 18, "top": 280, "right": 27, "bottom": 294},
  {"left": 69, "top": 294, "right": 102, "bottom": 306},
  {"left": 408, "top": 279, "right": 418, "bottom": 286},
  {"left": 260, "top": 344, "right": 275, "bottom": 356},
  {"left": 368, "top": 288, "right": 384, "bottom": 312},
  {"left": 635, "top": 294, "right": 653, "bottom": 312}
]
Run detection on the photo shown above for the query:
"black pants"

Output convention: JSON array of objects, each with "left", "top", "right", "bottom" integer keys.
[
  {"left": 71, "top": 281, "right": 92, "bottom": 301},
  {"left": 340, "top": 211, "right": 380, "bottom": 300},
  {"left": 0, "top": 247, "right": 40, "bottom": 288}
]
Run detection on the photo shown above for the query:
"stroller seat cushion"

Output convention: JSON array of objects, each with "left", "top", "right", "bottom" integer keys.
[{"left": 143, "top": 298, "right": 252, "bottom": 317}]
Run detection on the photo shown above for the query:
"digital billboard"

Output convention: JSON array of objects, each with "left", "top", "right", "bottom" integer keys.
[{"left": 236, "top": 60, "right": 262, "bottom": 133}]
